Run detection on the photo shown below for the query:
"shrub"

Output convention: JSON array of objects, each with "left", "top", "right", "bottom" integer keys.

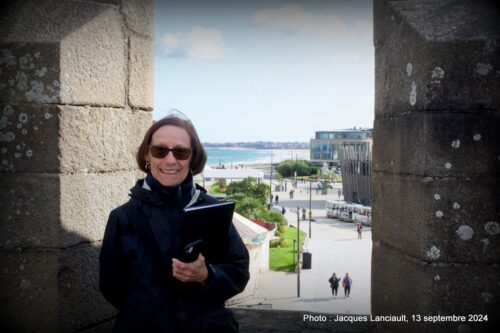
[
  {"left": 270, "top": 236, "right": 288, "bottom": 248},
  {"left": 276, "top": 225, "right": 287, "bottom": 237},
  {"left": 257, "top": 210, "right": 286, "bottom": 226},
  {"left": 234, "top": 196, "right": 265, "bottom": 220}
]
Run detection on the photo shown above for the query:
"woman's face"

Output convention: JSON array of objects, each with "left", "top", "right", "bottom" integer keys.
[{"left": 147, "top": 125, "right": 192, "bottom": 187}]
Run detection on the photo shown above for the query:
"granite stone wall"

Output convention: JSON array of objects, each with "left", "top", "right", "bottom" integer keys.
[
  {"left": 372, "top": 1, "right": 500, "bottom": 332},
  {"left": 0, "top": 1, "right": 153, "bottom": 331}
]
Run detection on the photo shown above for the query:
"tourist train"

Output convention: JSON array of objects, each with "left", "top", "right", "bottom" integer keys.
[{"left": 325, "top": 200, "right": 372, "bottom": 225}]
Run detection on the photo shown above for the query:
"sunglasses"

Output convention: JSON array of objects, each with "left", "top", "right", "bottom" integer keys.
[{"left": 149, "top": 145, "right": 193, "bottom": 160}]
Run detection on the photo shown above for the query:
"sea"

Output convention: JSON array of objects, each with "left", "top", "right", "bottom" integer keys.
[{"left": 205, "top": 148, "right": 310, "bottom": 167}]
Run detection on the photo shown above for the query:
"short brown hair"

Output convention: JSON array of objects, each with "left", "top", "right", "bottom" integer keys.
[{"left": 136, "top": 116, "right": 207, "bottom": 175}]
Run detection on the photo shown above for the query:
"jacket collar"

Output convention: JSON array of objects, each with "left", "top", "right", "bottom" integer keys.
[{"left": 130, "top": 172, "right": 203, "bottom": 208}]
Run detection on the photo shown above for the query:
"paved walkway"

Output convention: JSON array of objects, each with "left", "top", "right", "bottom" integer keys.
[{"left": 236, "top": 182, "right": 372, "bottom": 315}]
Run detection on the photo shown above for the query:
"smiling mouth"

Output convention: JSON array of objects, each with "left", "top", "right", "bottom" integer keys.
[{"left": 160, "top": 168, "right": 179, "bottom": 175}]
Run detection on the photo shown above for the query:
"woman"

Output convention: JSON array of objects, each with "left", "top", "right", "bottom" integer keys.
[
  {"left": 342, "top": 272, "right": 353, "bottom": 298},
  {"left": 328, "top": 273, "right": 340, "bottom": 296},
  {"left": 99, "top": 114, "right": 250, "bottom": 332}
]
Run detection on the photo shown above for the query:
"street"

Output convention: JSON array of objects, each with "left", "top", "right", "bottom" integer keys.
[{"left": 237, "top": 181, "right": 372, "bottom": 315}]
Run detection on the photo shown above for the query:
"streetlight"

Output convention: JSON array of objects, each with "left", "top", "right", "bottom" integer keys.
[
  {"left": 309, "top": 179, "right": 312, "bottom": 238},
  {"left": 296, "top": 206, "right": 301, "bottom": 298},
  {"left": 294, "top": 153, "right": 297, "bottom": 188},
  {"left": 269, "top": 150, "right": 273, "bottom": 209}
]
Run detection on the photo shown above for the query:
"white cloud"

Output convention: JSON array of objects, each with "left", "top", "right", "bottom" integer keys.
[
  {"left": 251, "top": 4, "right": 348, "bottom": 39},
  {"left": 187, "top": 26, "right": 231, "bottom": 60},
  {"left": 160, "top": 32, "right": 181, "bottom": 56},
  {"left": 159, "top": 26, "right": 231, "bottom": 60},
  {"left": 331, "top": 51, "right": 362, "bottom": 62}
]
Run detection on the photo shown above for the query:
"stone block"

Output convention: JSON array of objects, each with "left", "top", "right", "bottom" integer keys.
[
  {"left": 0, "top": 174, "right": 60, "bottom": 249},
  {"left": 372, "top": 172, "right": 500, "bottom": 263},
  {"left": 59, "top": 5, "right": 126, "bottom": 106},
  {"left": 0, "top": 104, "right": 60, "bottom": 173},
  {"left": 373, "top": 112, "right": 500, "bottom": 178},
  {"left": 60, "top": 170, "right": 142, "bottom": 246},
  {"left": 0, "top": 43, "right": 61, "bottom": 104},
  {"left": 373, "top": 0, "right": 390, "bottom": 47},
  {"left": 121, "top": 0, "right": 154, "bottom": 37},
  {"left": 232, "top": 308, "right": 369, "bottom": 332},
  {"left": 58, "top": 242, "right": 116, "bottom": 332},
  {"left": 1, "top": 105, "right": 151, "bottom": 173},
  {"left": 0, "top": 1, "right": 127, "bottom": 106},
  {"left": 372, "top": 242, "right": 500, "bottom": 333},
  {"left": 128, "top": 36, "right": 154, "bottom": 110},
  {"left": 0, "top": 170, "right": 141, "bottom": 249},
  {"left": 59, "top": 106, "right": 151, "bottom": 173},
  {"left": 374, "top": 0, "right": 500, "bottom": 115},
  {"left": 0, "top": 250, "right": 59, "bottom": 333}
]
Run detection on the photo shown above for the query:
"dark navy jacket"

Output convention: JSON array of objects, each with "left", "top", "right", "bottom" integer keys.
[{"left": 99, "top": 176, "right": 250, "bottom": 332}]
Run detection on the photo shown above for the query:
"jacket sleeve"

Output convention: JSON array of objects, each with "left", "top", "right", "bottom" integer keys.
[
  {"left": 99, "top": 209, "right": 127, "bottom": 309},
  {"left": 200, "top": 223, "right": 250, "bottom": 302}
]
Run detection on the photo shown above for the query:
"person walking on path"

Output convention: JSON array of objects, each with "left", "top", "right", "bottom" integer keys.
[
  {"left": 328, "top": 273, "right": 340, "bottom": 296},
  {"left": 275, "top": 194, "right": 279, "bottom": 204},
  {"left": 357, "top": 223, "right": 363, "bottom": 239},
  {"left": 302, "top": 208, "right": 307, "bottom": 221},
  {"left": 342, "top": 273, "right": 353, "bottom": 298}
]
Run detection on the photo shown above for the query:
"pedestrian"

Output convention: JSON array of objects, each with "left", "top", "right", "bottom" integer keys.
[
  {"left": 281, "top": 206, "right": 286, "bottom": 215},
  {"left": 342, "top": 273, "right": 353, "bottom": 298},
  {"left": 275, "top": 194, "right": 279, "bottom": 204},
  {"left": 338, "top": 189, "right": 341, "bottom": 198},
  {"left": 270, "top": 194, "right": 274, "bottom": 205},
  {"left": 289, "top": 189, "right": 294, "bottom": 199},
  {"left": 328, "top": 273, "right": 340, "bottom": 296},
  {"left": 99, "top": 113, "right": 249, "bottom": 332},
  {"left": 302, "top": 208, "right": 306, "bottom": 221},
  {"left": 357, "top": 223, "right": 363, "bottom": 239}
]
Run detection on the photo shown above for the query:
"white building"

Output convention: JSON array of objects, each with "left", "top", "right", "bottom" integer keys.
[{"left": 228, "top": 212, "right": 274, "bottom": 304}]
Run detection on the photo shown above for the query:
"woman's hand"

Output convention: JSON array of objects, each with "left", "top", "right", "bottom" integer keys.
[{"left": 172, "top": 254, "right": 209, "bottom": 284}]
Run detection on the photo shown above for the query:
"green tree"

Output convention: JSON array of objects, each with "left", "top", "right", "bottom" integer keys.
[
  {"left": 276, "top": 160, "right": 318, "bottom": 178},
  {"left": 233, "top": 196, "right": 264, "bottom": 220},
  {"left": 225, "top": 177, "right": 271, "bottom": 221},
  {"left": 227, "top": 177, "right": 269, "bottom": 203}
]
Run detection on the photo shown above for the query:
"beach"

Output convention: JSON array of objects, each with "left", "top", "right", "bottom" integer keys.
[{"left": 206, "top": 148, "right": 310, "bottom": 170}]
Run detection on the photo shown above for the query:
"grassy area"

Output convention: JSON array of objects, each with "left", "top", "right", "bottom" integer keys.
[{"left": 269, "top": 227, "right": 306, "bottom": 272}]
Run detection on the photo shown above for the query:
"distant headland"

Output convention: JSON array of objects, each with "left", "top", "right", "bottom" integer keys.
[{"left": 203, "top": 142, "right": 310, "bottom": 149}]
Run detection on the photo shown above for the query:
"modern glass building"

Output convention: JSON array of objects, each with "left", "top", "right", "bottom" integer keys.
[
  {"left": 310, "top": 129, "right": 373, "bottom": 205},
  {"left": 310, "top": 130, "right": 372, "bottom": 165}
]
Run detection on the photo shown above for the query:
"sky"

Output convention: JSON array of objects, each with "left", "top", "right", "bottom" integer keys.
[{"left": 154, "top": 0, "right": 374, "bottom": 143}]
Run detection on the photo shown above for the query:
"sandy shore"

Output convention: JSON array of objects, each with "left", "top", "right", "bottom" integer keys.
[{"left": 206, "top": 149, "right": 310, "bottom": 170}]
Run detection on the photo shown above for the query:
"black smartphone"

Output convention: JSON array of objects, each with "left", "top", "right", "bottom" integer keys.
[{"left": 182, "top": 239, "right": 204, "bottom": 263}]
